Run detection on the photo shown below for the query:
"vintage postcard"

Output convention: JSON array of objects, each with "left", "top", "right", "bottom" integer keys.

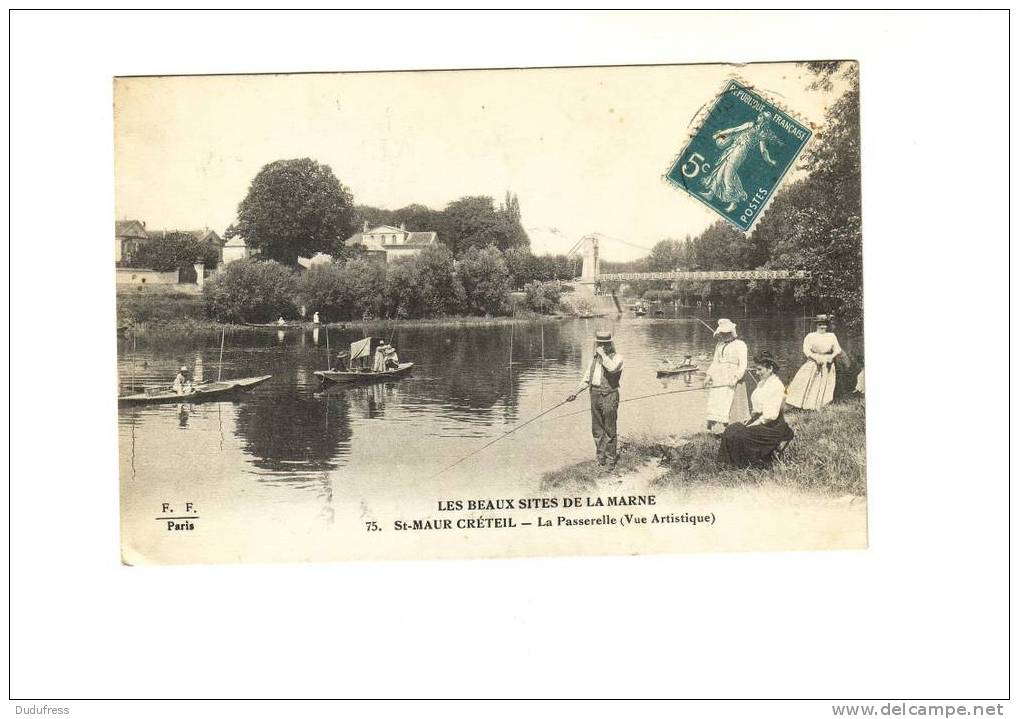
[{"left": 115, "top": 61, "right": 865, "bottom": 565}]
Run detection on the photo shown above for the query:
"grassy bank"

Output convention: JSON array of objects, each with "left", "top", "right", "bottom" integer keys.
[{"left": 542, "top": 396, "right": 867, "bottom": 497}]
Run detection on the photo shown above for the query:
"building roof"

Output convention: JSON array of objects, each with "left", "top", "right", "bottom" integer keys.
[
  {"left": 115, "top": 220, "right": 148, "bottom": 239},
  {"left": 364, "top": 224, "right": 405, "bottom": 234},
  {"left": 224, "top": 236, "right": 247, "bottom": 248},
  {"left": 297, "top": 253, "right": 334, "bottom": 269},
  {"left": 406, "top": 231, "right": 437, "bottom": 245}
]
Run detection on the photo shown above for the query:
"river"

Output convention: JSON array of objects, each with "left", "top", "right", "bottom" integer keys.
[{"left": 118, "top": 315, "right": 864, "bottom": 563}]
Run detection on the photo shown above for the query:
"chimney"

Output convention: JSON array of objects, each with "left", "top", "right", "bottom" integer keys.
[{"left": 363, "top": 220, "right": 370, "bottom": 233}]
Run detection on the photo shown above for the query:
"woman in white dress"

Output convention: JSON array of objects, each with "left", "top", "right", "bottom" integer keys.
[
  {"left": 703, "top": 318, "right": 751, "bottom": 431},
  {"left": 786, "top": 315, "right": 843, "bottom": 410}
]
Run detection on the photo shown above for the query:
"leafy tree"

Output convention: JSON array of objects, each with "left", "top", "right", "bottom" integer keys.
[
  {"left": 383, "top": 258, "right": 426, "bottom": 319},
  {"left": 457, "top": 245, "right": 511, "bottom": 316},
  {"left": 415, "top": 244, "right": 465, "bottom": 316},
  {"left": 647, "top": 238, "right": 687, "bottom": 272},
  {"left": 129, "top": 232, "right": 219, "bottom": 272},
  {"left": 523, "top": 280, "right": 562, "bottom": 314},
  {"left": 296, "top": 263, "right": 349, "bottom": 319},
  {"left": 227, "top": 158, "right": 356, "bottom": 265},
  {"left": 203, "top": 259, "right": 297, "bottom": 322}
]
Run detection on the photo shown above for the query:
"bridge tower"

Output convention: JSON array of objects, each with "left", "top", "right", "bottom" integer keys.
[{"left": 578, "top": 234, "right": 599, "bottom": 288}]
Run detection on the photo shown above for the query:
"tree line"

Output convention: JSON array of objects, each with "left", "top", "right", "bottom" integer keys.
[{"left": 203, "top": 244, "right": 577, "bottom": 323}]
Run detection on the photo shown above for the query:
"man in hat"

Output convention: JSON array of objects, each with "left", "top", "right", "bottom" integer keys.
[
  {"left": 567, "top": 330, "right": 624, "bottom": 470},
  {"left": 172, "top": 366, "right": 193, "bottom": 396}
]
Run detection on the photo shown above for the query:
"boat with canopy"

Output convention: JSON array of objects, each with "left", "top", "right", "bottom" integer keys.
[{"left": 314, "top": 337, "right": 414, "bottom": 384}]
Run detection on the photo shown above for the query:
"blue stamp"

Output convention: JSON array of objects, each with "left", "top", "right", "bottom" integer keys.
[{"left": 666, "top": 81, "right": 812, "bottom": 231}]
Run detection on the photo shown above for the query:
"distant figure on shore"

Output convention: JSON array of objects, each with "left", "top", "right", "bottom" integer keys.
[
  {"left": 718, "top": 350, "right": 794, "bottom": 467},
  {"left": 276, "top": 316, "right": 286, "bottom": 326},
  {"left": 703, "top": 319, "right": 750, "bottom": 432},
  {"left": 567, "top": 330, "right": 624, "bottom": 471},
  {"left": 172, "top": 366, "right": 193, "bottom": 396},
  {"left": 313, "top": 311, "right": 320, "bottom": 325},
  {"left": 787, "top": 315, "right": 843, "bottom": 410}
]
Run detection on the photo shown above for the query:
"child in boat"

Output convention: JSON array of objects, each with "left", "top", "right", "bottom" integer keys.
[{"left": 682, "top": 355, "right": 694, "bottom": 367}]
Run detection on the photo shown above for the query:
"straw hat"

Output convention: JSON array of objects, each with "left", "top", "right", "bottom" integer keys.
[
  {"left": 179, "top": 366, "right": 189, "bottom": 372},
  {"left": 713, "top": 318, "right": 737, "bottom": 336},
  {"left": 595, "top": 330, "right": 613, "bottom": 343},
  {"left": 814, "top": 314, "right": 834, "bottom": 325}
]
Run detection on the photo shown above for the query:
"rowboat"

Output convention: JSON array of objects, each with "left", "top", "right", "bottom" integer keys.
[
  {"left": 314, "top": 362, "right": 414, "bottom": 384},
  {"left": 656, "top": 364, "right": 698, "bottom": 377},
  {"left": 118, "top": 375, "right": 273, "bottom": 405}
]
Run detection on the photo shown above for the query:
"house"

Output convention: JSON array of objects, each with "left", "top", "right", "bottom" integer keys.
[
  {"left": 222, "top": 236, "right": 250, "bottom": 265},
  {"left": 345, "top": 221, "right": 438, "bottom": 263},
  {"left": 114, "top": 219, "right": 148, "bottom": 264}
]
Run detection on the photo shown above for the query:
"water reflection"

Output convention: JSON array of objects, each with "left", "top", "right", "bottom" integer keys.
[{"left": 118, "top": 317, "right": 863, "bottom": 497}]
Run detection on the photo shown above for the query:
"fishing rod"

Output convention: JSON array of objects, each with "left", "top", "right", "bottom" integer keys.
[
  {"left": 544, "top": 383, "right": 715, "bottom": 421},
  {"left": 429, "top": 385, "right": 591, "bottom": 479}
]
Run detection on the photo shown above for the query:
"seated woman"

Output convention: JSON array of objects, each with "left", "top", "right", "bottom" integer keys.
[{"left": 718, "top": 350, "right": 794, "bottom": 468}]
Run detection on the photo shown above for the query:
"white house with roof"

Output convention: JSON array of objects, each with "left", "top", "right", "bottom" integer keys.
[
  {"left": 222, "top": 236, "right": 252, "bottom": 265},
  {"left": 345, "top": 221, "right": 438, "bottom": 263}
]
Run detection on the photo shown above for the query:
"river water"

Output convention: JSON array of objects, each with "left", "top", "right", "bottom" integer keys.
[{"left": 118, "top": 315, "right": 864, "bottom": 563}]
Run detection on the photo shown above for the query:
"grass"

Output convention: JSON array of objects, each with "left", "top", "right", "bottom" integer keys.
[{"left": 541, "top": 396, "right": 867, "bottom": 497}]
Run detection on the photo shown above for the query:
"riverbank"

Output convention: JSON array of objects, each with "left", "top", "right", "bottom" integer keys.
[
  {"left": 117, "top": 288, "right": 571, "bottom": 334},
  {"left": 541, "top": 396, "right": 867, "bottom": 497}
]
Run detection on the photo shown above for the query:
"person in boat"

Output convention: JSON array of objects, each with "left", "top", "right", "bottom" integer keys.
[
  {"left": 332, "top": 351, "right": 350, "bottom": 372},
  {"left": 172, "top": 366, "right": 193, "bottom": 396},
  {"left": 383, "top": 345, "right": 400, "bottom": 370},
  {"left": 786, "top": 314, "right": 843, "bottom": 410},
  {"left": 718, "top": 350, "right": 794, "bottom": 467},
  {"left": 566, "top": 330, "right": 624, "bottom": 471},
  {"left": 276, "top": 316, "right": 286, "bottom": 326},
  {"left": 681, "top": 354, "right": 694, "bottom": 367},
  {"left": 703, "top": 318, "right": 750, "bottom": 432}
]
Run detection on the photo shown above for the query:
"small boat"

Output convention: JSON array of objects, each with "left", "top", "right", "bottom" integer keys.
[
  {"left": 632, "top": 300, "right": 649, "bottom": 316},
  {"left": 315, "top": 362, "right": 415, "bottom": 384},
  {"left": 315, "top": 336, "right": 413, "bottom": 384},
  {"left": 118, "top": 375, "right": 272, "bottom": 405},
  {"left": 656, "top": 363, "right": 699, "bottom": 377}
]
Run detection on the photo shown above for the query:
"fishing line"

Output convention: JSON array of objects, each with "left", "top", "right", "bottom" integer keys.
[
  {"left": 429, "top": 386, "right": 590, "bottom": 479},
  {"left": 543, "top": 383, "right": 715, "bottom": 421}
]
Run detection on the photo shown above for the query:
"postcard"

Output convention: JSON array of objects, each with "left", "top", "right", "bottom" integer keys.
[{"left": 115, "top": 60, "right": 865, "bottom": 564}]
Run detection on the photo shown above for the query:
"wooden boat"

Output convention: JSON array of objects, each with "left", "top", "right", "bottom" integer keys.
[
  {"left": 315, "top": 362, "right": 414, "bottom": 384},
  {"left": 118, "top": 375, "right": 273, "bottom": 405},
  {"left": 656, "top": 364, "right": 698, "bottom": 377}
]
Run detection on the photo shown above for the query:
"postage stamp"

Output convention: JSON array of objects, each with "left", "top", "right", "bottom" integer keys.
[{"left": 666, "top": 80, "right": 813, "bottom": 231}]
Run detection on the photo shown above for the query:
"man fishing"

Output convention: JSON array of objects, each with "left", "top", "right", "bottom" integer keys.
[
  {"left": 567, "top": 330, "right": 624, "bottom": 470},
  {"left": 172, "top": 366, "right": 193, "bottom": 396}
]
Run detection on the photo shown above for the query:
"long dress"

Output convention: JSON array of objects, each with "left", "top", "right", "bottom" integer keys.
[
  {"left": 701, "top": 122, "right": 779, "bottom": 206},
  {"left": 704, "top": 338, "right": 750, "bottom": 424},
  {"left": 718, "top": 374, "right": 794, "bottom": 467},
  {"left": 786, "top": 331, "right": 843, "bottom": 410}
]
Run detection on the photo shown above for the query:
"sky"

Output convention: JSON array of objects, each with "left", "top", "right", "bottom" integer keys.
[{"left": 115, "top": 62, "right": 842, "bottom": 262}]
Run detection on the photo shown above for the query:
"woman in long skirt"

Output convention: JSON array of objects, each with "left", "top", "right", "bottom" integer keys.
[
  {"left": 719, "top": 351, "right": 794, "bottom": 467},
  {"left": 786, "top": 314, "right": 843, "bottom": 411},
  {"left": 703, "top": 318, "right": 751, "bottom": 431}
]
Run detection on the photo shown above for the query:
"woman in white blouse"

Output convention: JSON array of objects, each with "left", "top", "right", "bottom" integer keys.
[
  {"left": 703, "top": 318, "right": 751, "bottom": 431},
  {"left": 718, "top": 351, "right": 794, "bottom": 467},
  {"left": 786, "top": 314, "right": 843, "bottom": 410}
]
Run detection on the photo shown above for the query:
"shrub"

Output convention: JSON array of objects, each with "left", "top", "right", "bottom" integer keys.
[
  {"left": 457, "top": 245, "right": 511, "bottom": 316},
  {"left": 203, "top": 259, "right": 297, "bottom": 322},
  {"left": 296, "top": 263, "right": 348, "bottom": 320},
  {"left": 416, "top": 244, "right": 465, "bottom": 316},
  {"left": 384, "top": 258, "right": 425, "bottom": 319},
  {"left": 523, "top": 280, "right": 562, "bottom": 314}
]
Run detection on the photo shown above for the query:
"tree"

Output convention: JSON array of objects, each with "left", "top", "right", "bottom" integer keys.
[
  {"left": 457, "top": 245, "right": 511, "bottom": 316},
  {"left": 296, "top": 263, "right": 349, "bottom": 319},
  {"left": 523, "top": 281, "right": 562, "bottom": 314},
  {"left": 128, "top": 232, "right": 219, "bottom": 272},
  {"left": 647, "top": 239, "right": 687, "bottom": 272},
  {"left": 203, "top": 259, "right": 297, "bottom": 322},
  {"left": 227, "top": 158, "right": 356, "bottom": 265},
  {"left": 414, "top": 244, "right": 465, "bottom": 316},
  {"left": 384, "top": 258, "right": 425, "bottom": 319}
]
